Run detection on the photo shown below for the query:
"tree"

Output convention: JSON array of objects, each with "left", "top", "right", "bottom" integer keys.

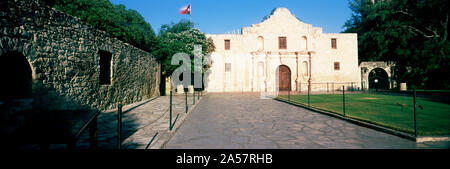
[
  {"left": 49, "top": 0, "right": 156, "bottom": 53},
  {"left": 262, "top": 8, "right": 277, "bottom": 22},
  {"left": 344, "top": 0, "right": 450, "bottom": 89},
  {"left": 153, "top": 19, "right": 215, "bottom": 92}
]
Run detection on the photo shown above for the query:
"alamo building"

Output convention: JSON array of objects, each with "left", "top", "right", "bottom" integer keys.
[{"left": 205, "top": 8, "right": 361, "bottom": 93}]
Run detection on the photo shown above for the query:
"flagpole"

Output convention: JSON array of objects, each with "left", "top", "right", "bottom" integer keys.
[{"left": 190, "top": 0, "right": 192, "bottom": 28}]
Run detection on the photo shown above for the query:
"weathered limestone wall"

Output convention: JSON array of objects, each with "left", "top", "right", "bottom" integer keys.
[{"left": 0, "top": 0, "right": 160, "bottom": 111}]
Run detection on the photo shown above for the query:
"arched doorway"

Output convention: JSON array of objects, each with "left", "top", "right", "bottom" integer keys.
[
  {"left": 0, "top": 51, "right": 32, "bottom": 101},
  {"left": 368, "top": 68, "right": 389, "bottom": 90},
  {"left": 360, "top": 62, "right": 395, "bottom": 90},
  {"left": 277, "top": 65, "right": 291, "bottom": 91}
]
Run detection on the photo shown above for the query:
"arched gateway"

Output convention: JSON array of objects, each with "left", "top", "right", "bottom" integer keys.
[
  {"left": 0, "top": 51, "right": 33, "bottom": 101},
  {"left": 360, "top": 61, "right": 395, "bottom": 90}
]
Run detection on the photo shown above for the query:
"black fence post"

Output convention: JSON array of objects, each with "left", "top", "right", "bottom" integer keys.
[
  {"left": 413, "top": 89, "right": 417, "bottom": 137},
  {"left": 308, "top": 86, "right": 311, "bottom": 107},
  {"left": 117, "top": 102, "right": 122, "bottom": 149},
  {"left": 342, "top": 86, "right": 346, "bottom": 118},
  {"left": 327, "top": 82, "right": 329, "bottom": 93},
  {"left": 362, "top": 81, "right": 364, "bottom": 93},
  {"left": 351, "top": 82, "right": 354, "bottom": 92},
  {"left": 332, "top": 82, "right": 335, "bottom": 94},
  {"left": 288, "top": 90, "right": 291, "bottom": 102},
  {"left": 185, "top": 90, "right": 188, "bottom": 113},
  {"left": 169, "top": 91, "right": 172, "bottom": 130}
]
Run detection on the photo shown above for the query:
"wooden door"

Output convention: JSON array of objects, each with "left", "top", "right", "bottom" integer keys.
[{"left": 278, "top": 65, "right": 291, "bottom": 91}]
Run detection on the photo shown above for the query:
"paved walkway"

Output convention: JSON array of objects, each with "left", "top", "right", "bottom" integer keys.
[
  {"left": 165, "top": 93, "right": 450, "bottom": 149},
  {"left": 75, "top": 93, "right": 202, "bottom": 149}
]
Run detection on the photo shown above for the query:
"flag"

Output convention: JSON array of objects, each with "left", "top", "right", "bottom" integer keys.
[{"left": 179, "top": 5, "right": 191, "bottom": 15}]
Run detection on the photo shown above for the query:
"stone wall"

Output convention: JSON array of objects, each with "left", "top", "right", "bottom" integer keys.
[{"left": 0, "top": 0, "right": 160, "bottom": 112}]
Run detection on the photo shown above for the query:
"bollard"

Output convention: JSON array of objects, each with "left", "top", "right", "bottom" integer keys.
[
  {"left": 342, "top": 86, "right": 346, "bottom": 118},
  {"left": 169, "top": 91, "right": 172, "bottom": 130},
  {"left": 117, "top": 102, "right": 122, "bottom": 149},
  {"left": 413, "top": 90, "right": 417, "bottom": 137}
]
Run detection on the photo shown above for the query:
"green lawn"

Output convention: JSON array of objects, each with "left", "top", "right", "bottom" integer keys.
[{"left": 278, "top": 93, "right": 450, "bottom": 136}]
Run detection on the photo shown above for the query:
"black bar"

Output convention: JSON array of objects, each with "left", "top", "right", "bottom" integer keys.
[
  {"left": 40, "top": 144, "right": 50, "bottom": 150},
  {"left": 118, "top": 103, "right": 122, "bottom": 149},
  {"left": 67, "top": 140, "right": 76, "bottom": 150}
]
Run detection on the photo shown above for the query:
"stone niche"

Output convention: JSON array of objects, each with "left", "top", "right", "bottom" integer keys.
[{"left": 0, "top": 0, "right": 161, "bottom": 113}]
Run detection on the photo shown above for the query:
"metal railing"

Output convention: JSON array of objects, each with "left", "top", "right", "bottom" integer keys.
[{"left": 278, "top": 83, "right": 449, "bottom": 137}]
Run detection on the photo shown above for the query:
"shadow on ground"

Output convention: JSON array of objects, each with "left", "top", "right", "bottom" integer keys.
[{"left": 0, "top": 81, "right": 142, "bottom": 150}]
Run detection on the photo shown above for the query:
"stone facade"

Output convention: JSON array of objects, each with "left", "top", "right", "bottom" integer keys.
[
  {"left": 205, "top": 8, "right": 360, "bottom": 92},
  {"left": 0, "top": 0, "right": 160, "bottom": 113}
]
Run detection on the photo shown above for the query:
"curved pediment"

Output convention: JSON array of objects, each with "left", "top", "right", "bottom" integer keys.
[{"left": 243, "top": 8, "right": 320, "bottom": 35}]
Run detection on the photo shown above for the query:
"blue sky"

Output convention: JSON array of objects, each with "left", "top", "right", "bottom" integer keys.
[{"left": 110, "top": 0, "right": 352, "bottom": 34}]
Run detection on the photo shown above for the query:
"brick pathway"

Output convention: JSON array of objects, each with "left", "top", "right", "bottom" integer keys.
[{"left": 165, "top": 93, "right": 450, "bottom": 149}]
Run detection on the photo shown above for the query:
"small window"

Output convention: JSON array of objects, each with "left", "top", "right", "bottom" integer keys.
[
  {"left": 225, "top": 63, "right": 231, "bottom": 72},
  {"left": 100, "top": 50, "right": 112, "bottom": 85},
  {"left": 334, "top": 62, "right": 340, "bottom": 71},
  {"left": 331, "top": 38, "right": 337, "bottom": 49},
  {"left": 224, "top": 39, "right": 230, "bottom": 50},
  {"left": 279, "top": 37, "right": 287, "bottom": 49}
]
